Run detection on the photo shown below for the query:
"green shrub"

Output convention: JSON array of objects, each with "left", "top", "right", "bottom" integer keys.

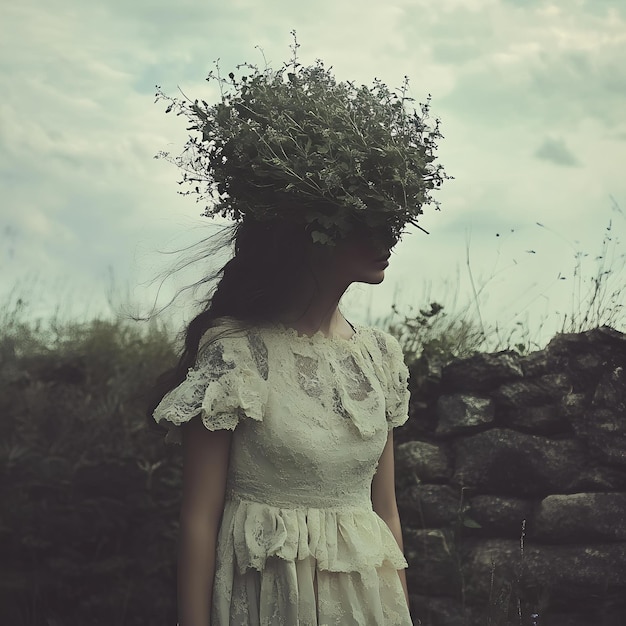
[{"left": 0, "top": 312, "right": 180, "bottom": 625}]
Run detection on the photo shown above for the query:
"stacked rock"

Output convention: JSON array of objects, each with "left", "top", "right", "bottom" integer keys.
[{"left": 396, "top": 327, "right": 626, "bottom": 626}]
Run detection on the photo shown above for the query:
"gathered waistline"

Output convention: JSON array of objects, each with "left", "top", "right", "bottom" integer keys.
[{"left": 225, "top": 489, "right": 373, "bottom": 512}]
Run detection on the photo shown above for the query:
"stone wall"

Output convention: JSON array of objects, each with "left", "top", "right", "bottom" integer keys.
[{"left": 395, "top": 327, "right": 626, "bottom": 626}]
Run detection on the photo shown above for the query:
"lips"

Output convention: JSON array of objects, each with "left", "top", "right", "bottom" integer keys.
[{"left": 374, "top": 255, "right": 391, "bottom": 263}]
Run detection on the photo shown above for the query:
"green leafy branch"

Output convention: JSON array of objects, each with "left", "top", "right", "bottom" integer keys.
[{"left": 155, "top": 33, "right": 450, "bottom": 243}]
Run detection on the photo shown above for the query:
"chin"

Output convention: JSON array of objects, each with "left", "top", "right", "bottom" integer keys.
[{"left": 359, "top": 270, "right": 386, "bottom": 285}]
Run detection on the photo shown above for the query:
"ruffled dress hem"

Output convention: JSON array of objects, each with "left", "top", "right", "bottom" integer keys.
[{"left": 219, "top": 495, "right": 408, "bottom": 576}]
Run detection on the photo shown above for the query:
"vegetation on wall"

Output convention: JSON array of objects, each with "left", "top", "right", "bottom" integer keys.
[{"left": 0, "top": 307, "right": 179, "bottom": 626}]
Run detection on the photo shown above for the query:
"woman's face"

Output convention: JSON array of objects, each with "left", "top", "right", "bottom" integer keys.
[
  {"left": 311, "top": 224, "right": 398, "bottom": 287},
  {"left": 335, "top": 233, "right": 392, "bottom": 284}
]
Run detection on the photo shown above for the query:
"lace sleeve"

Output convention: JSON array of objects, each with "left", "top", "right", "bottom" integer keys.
[
  {"left": 377, "top": 330, "right": 410, "bottom": 429},
  {"left": 152, "top": 326, "right": 269, "bottom": 443}
]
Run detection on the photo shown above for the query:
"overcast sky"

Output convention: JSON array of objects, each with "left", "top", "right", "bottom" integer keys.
[{"left": 2, "top": 0, "right": 625, "bottom": 347}]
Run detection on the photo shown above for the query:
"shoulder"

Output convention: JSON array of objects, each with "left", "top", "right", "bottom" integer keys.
[
  {"left": 197, "top": 318, "right": 269, "bottom": 379},
  {"left": 361, "top": 325, "right": 404, "bottom": 358},
  {"left": 199, "top": 316, "right": 248, "bottom": 344},
  {"left": 197, "top": 317, "right": 266, "bottom": 348}
]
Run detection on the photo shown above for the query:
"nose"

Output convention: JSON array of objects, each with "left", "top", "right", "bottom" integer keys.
[{"left": 372, "top": 228, "right": 398, "bottom": 250}]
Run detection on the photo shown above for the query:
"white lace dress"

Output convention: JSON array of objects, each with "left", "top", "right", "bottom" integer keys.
[{"left": 153, "top": 320, "right": 413, "bottom": 625}]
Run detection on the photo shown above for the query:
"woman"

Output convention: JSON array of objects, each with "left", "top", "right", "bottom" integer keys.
[
  {"left": 151, "top": 45, "right": 447, "bottom": 625},
  {"left": 153, "top": 216, "right": 412, "bottom": 625}
]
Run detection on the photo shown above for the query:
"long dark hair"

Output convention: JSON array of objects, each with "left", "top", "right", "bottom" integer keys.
[{"left": 146, "top": 216, "right": 312, "bottom": 423}]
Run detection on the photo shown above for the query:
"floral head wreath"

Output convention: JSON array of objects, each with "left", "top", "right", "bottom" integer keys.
[{"left": 156, "top": 34, "right": 450, "bottom": 245}]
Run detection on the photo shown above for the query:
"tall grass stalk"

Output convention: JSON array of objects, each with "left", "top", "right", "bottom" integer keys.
[{"left": 385, "top": 201, "right": 626, "bottom": 365}]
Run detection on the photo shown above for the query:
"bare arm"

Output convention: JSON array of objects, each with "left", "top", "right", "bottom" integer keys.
[
  {"left": 178, "top": 415, "right": 232, "bottom": 626},
  {"left": 371, "top": 429, "right": 409, "bottom": 607}
]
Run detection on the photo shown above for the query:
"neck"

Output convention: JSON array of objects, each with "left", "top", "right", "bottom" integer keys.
[{"left": 280, "top": 278, "right": 354, "bottom": 339}]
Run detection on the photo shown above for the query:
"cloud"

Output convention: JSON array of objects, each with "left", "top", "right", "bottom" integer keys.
[
  {"left": 1, "top": 0, "right": 626, "bottom": 339},
  {"left": 414, "top": 1, "right": 626, "bottom": 130},
  {"left": 534, "top": 137, "right": 581, "bottom": 167}
]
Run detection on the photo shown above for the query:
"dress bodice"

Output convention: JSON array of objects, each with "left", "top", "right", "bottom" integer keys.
[
  {"left": 152, "top": 320, "right": 413, "bottom": 624},
  {"left": 229, "top": 325, "right": 403, "bottom": 510}
]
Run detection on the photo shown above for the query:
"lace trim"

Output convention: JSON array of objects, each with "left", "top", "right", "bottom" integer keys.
[
  {"left": 153, "top": 322, "right": 410, "bottom": 443},
  {"left": 271, "top": 322, "right": 362, "bottom": 347},
  {"left": 153, "top": 327, "right": 269, "bottom": 443},
  {"left": 219, "top": 496, "right": 408, "bottom": 575}
]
